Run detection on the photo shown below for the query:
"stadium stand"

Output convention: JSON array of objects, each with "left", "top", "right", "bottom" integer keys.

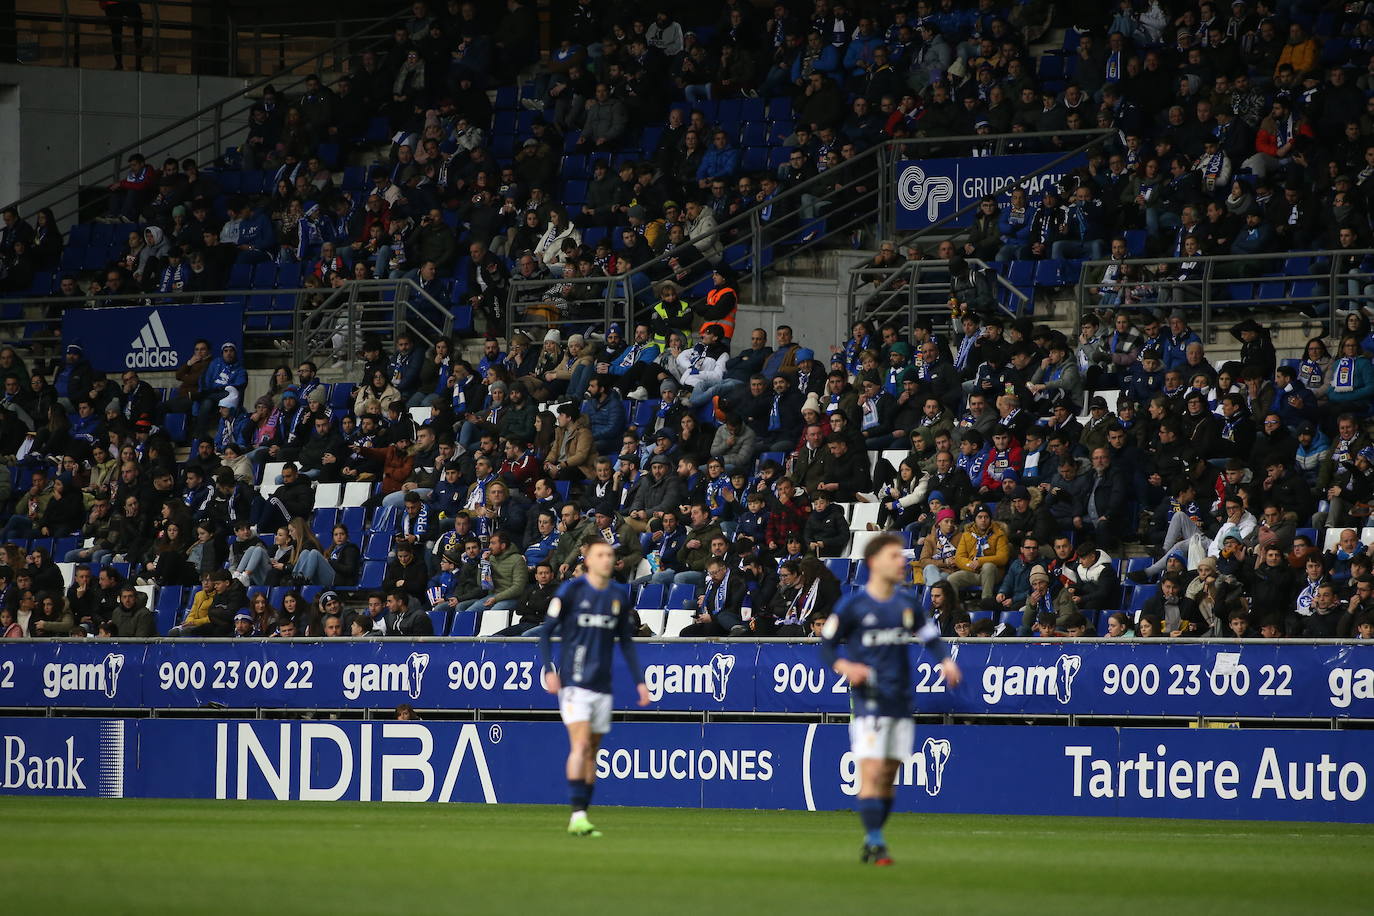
[{"left": 0, "top": 0, "right": 1372, "bottom": 643}]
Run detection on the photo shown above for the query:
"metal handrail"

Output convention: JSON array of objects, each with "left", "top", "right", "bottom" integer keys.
[
  {"left": 16, "top": 3, "right": 383, "bottom": 75},
  {"left": 0, "top": 276, "right": 453, "bottom": 368},
  {"left": 847, "top": 257, "right": 1029, "bottom": 333},
  {"left": 6, "top": 6, "right": 408, "bottom": 224},
  {"left": 498, "top": 130, "right": 1110, "bottom": 341},
  {"left": 1072, "top": 248, "right": 1374, "bottom": 343},
  {"left": 889, "top": 128, "right": 1115, "bottom": 253}
]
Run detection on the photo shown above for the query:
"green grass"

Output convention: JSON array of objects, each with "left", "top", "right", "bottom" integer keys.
[{"left": 2, "top": 798, "right": 1370, "bottom": 914}]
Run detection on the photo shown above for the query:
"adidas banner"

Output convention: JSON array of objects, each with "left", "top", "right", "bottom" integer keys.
[
  {"left": 3, "top": 639, "right": 1372, "bottom": 720},
  {"left": 3, "top": 717, "right": 1373, "bottom": 822},
  {"left": 893, "top": 153, "right": 1088, "bottom": 231},
  {"left": 62, "top": 303, "right": 244, "bottom": 372}
]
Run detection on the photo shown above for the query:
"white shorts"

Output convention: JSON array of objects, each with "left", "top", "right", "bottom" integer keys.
[
  {"left": 849, "top": 715, "right": 915, "bottom": 761},
  {"left": 559, "top": 685, "right": 613, "bottom": 735}
]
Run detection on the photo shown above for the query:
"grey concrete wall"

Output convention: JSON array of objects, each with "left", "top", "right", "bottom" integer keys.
[{"left": 0, "top": 63, "right": 249, "bottom": 216}]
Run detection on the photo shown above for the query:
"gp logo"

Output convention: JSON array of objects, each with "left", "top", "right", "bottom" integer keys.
[{"left": 897, "top": 164, "right": 955, "bottom": 221}]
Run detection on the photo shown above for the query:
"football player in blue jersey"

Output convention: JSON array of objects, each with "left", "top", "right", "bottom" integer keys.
[
  {"left": 539, "top": 537, "right": 650, "bottom": 837},
  {"left": 821, "top": 532, "right": 962, "bottom": 866}
]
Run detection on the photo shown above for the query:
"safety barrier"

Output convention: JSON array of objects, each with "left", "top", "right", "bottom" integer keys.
[
  {"left": 4, "top": 639, "right": 1371, "bottom": 720},
  {"left": 2, "top": 716, "right": 1372, "bottom": 822}
]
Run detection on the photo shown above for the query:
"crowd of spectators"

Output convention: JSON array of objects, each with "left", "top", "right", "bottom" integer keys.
[{"left": 3, "top": 0, "right": 1374, "bottom": 642}]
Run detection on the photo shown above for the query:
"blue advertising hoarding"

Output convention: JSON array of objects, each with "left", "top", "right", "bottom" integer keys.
[
  {"left": 893, "top": 152, "right": 1088, "bottom": 231},
  {"left": 2, "top": 641, "right": 1373, "bottom": 720},
  {"left": 3, "top": 717, "right": 1372, "bottom": 823},
  {"left": 61, "top": 302, "right": 245, "bottom": 372}
]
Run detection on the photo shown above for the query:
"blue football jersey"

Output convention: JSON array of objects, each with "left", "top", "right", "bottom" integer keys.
[
  {"left": 538, "top": 576, "right": 642, "bottom": 695},
  {"left": 821, "top": 587, "right": 948, "bottom": 718}
]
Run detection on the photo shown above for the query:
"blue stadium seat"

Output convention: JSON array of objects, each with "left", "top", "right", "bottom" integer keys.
[
  {"left": 338, "top": 507, "right": 365, "bottom": 539},
  {"left": 1036, "top": 54, "right": 1064, "bottom": 81},
  {"left": 89, "top": 223, "right": 117, "bottom": 246},
  {"left": 155, "top": 587, "right": 185, "bottom": 634},
  {"left": 1032, "top": 259, "right": 1064, "bottom": 287},
  {"left": 824, "top": 558, "right": 850, "bottom": 580},
  {"left": 723, "top": 243, "right": 751, "bottom": 271},
  {"left": 631, "top": 399, "right": 657, "bottom": 428},
  {"left": 1127, "top": 585, "right": 1159, "bottom": 615},
  {"left": 1000, "top": 610, "right": 1023, "bottom": 632},
  {"left": 364, "top": 116, "right": 391, "bottom": 143},
  {"left": 448, "top": 610, "right": 477, "bottom": 636},
  {"left": 742, "top": 147, "right": 770, "bottom": 171},
  {"left": 637, "top": 583, "right": 665, "bottom": 608},
  {"left": 316, "top": 142, "right": 340, "bottom": 168},
  {"left": 666, "top": 583, "right": 698, "bottom": 609},
  {"left": 163, "top": 413, "right": 188, "bottom": 443},
  {"left": 59, "top": 246, "right": 87, "bottom": 270},
  {"left": 358, "top": 561, "right": 385, "bottom": 589},
  {"left": 370, "top": 505, "right": 397, "bottom": 532},
  {"left": 311, "top": 508, "right": 337, "bottom": 543},
  {"left": 1255, "top": 280, "right": 1286, "bottom": 303},
  {"left": 363, "top": 531, "right": 393, "bottom": 560},
  {"left": 1222, "top": 282, "right": 1254, "bottom": 303},
  {"left": 329, "top": 383, "right": 355, "bottom": 409}
]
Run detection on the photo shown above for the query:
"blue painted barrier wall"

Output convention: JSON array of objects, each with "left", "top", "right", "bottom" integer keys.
[
  {"left": 2, "top": 717, "right": 1372, "bottom": 823},
  {"left": 4, "top": 640, "right": 1372, "bottom": 718}
]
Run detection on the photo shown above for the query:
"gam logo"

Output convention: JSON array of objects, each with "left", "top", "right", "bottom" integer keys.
[
  {"left": 897, "top": 164, "right": 955, "bottom": 222},
  {"left": 644, "top": 653, "right": 736, "bottom": 702},
  {"left": 342, "top": 652, "right": 429, "bottom": 701},
  {"left": 838, "top": 735, "right": 953, "bottom": 798},
  {"left": 922, "top": 737, "right": 952, "bottom": 796},
  {"left": 42, "top": 653, "right": 125, "bottom": 699},
  {"left": 981, "top": 654, "right": 1082, "bottom": 705}
]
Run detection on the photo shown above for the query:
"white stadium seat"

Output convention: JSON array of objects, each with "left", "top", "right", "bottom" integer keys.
[
  {"left": 660, "top": 609, "right": 695, "bottom": 637},
  {"left": 259, "top": 461, "right": 286, "bottom": 498},
  {"left": 849, "top": 502, "right": 880, "bottom": 531},
  {"left": 1323, "top": 527, "right": 1374, "bottom": 551},
  {"left": 848, "top": 531, "right": 883, "bottom": 558},
  {"left": 477, "top": 610, "right": 512, "bottom": 636},
  {"left": 341, "top": 482, "right": 372, "bottom": 507},
  {"left": 880, "top": 449, "right": 908, "bottom": 470},
  {"left": 313, "top": 482, "right": 341, "bottom": 509},
  {"left": 638, "top": 608, "right": 667, "bottom": 636}
]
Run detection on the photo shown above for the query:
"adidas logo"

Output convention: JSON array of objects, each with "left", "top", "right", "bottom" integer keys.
[{"left": 126, "top": 310, "right": 180, "bottom": 369}]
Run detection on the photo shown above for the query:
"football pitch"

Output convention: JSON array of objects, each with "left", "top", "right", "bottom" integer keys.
[{"left": 3, "top": 798, "right": 1369, "bottom": 914}]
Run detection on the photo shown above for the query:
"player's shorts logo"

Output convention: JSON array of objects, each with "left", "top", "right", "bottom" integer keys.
[
  {"left": 1054, "top": 655, "right": 1082, "bottom": 704},
  {"left": 921, "top": 737, "right": 951, "bottom": 796},
  {"left": 406, "top": 652, "right": 430, "bottom": 700},
  {"left": 709, "top": 653, "right": 736, "bottom": 702}
]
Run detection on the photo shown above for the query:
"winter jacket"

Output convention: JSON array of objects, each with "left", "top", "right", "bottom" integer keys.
[{"left": 953, "top": 522, "right": 1011, "bottom": 573}]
